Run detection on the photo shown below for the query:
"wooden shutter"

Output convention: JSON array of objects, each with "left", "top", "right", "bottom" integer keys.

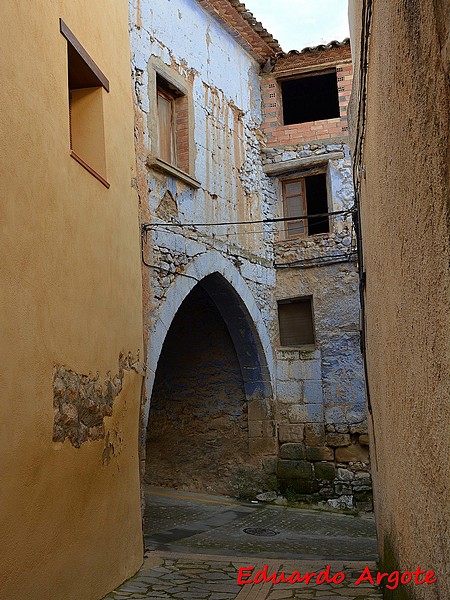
[
  {"left": 283, "top": 179, "right": 307, "bottom": 238},
  {"left": 278, "top": 298, "right": 315, "bottom": 346},
  {"left": 157, "top": 90, "right": 176, "bottom": 165}
]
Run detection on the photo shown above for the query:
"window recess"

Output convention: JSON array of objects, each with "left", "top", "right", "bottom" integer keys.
[
  {"left": 281, "top": 69, "right": 340, "bottom": 125},
  {"left": 278, "top": 297, "right": 315, "bottom": 346},
  {"left": 156, "top": 75, "right": 190, "bottom": 174},
  {"left": 283, "top": 173, "right": 329, "bottom": 238},
  {"left": 60, "top": 18, "right": 109, "bottom": 187}
]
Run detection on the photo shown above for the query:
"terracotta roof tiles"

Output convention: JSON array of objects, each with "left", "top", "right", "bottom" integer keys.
[
  {"left": 195, "top": 0, "right": 282, "bottom": 62},
  {"left": 195, "top": 2, "right": 351, "bottom": 69}
]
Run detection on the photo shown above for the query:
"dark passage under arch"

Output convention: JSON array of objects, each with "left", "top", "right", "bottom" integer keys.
[{"left": 145, "top": 273, "right": 274, "bottom": 496}]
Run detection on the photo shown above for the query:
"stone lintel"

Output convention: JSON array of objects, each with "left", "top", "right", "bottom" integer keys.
[{"left": 263, "top": 151, "right": 344, "bottom": 176}]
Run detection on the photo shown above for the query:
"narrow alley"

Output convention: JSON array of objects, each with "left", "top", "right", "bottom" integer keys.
[
  {"left": 1, "top": 0, "right": 448, "bottom": 599},
  {"left": 103, "top": 486, "right": 381, "bottom": 600}
]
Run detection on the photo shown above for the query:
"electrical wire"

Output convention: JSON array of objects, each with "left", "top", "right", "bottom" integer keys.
[
  {"left": 141, "top": 230, "right": 200, "bottom": 282},
  {"left": 148, "top": 215, "right": 353, "bottom": 239},
  {"left": 142, "top": 208, "right": 354, "bottom": 231},
  {"left": 274, "top": 251, "right": 358, "bottom": 269},
  {"left": 350, "top": 0, "right": 376, "bottom": 466}
]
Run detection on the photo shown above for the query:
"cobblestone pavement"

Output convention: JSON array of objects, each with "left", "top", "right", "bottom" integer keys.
[
  {"left": 102, "top": 487, "right": 382, "bottom": 599},
  {"left": 143, "top": 487, "right": 378, "bottom": 561},
  {"left": 103, "top": 551, "right": 383, "bottom": 599}
]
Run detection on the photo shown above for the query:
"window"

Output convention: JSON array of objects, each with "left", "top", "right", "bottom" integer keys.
[
  {"left": 147, "top": 62, "right": 200, "bottom": 188},
  {"left": 281, "top": 69, "right": 340, "bottom": 125},
  {"left": 156, "top": 75, "right": 189, "bottom": 172},
  {"left": 60, "top": 19, "right": 109, "bottom": 187},
  {"left": 278, "top": 297, "right": 315, "bottom": 346},
  {"left": 157, "top": 81, "right": 177, "bottom": 165},
  {"left": 283, "top": 173, "right": 329, "bottom": 238}
]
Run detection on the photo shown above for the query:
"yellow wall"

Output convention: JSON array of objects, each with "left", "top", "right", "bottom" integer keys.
[
  {"left": 349, "top": 0, "right": 450, "bottom": 596},
  {"left": 0, "top": 1, "right": 144, "bottom": 598}
]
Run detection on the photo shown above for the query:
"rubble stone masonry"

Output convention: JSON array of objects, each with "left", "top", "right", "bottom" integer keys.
[{"left": 131, "top": 0, "right": 370, "bottom": 509}]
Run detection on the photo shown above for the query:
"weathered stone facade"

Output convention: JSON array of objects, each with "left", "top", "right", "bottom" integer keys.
[{"left": 131, "top": 0, "right": 370, "bottom": 508}]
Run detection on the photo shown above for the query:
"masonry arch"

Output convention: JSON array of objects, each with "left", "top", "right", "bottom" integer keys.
[{"left": 144, "top": 252, "right": 276, "bottom": 495}]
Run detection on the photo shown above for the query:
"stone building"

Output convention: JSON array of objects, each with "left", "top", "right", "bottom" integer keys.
[
  {"left": 0, "top": 2, "right": 375, "bottom": 598},
  {"left": 1, "top": 1, "right": 144, "bottom": 599},
  {"left": 131, "top": 0, "right": 370, "bottom": 510},
  {"left": 349, "top": 0, "right": 449, "bottom": 596}
]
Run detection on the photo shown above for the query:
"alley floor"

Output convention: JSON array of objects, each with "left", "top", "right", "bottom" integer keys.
[{"left": 103, "top": 486, "right": 382, "bottom": 600}]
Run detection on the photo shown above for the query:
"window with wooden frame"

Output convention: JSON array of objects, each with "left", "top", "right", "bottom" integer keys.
[
  {"left": 283, "top": 173, "right": 329, "bottom": 238},
  {"left": 156, "top": 75, "right": 190, "bottom": 172},
  {"left": 157, "top": 84, "right": 177, "bottom": 165},
  {"left": 278, "top": 297, "right": 315, "bottom": 347},
  {"left": 60, "top": 19, "right": 109, "bottom": 188}
]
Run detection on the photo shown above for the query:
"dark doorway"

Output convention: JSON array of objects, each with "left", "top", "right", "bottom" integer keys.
[{"left": 145, "top": 283, "right": 250, "bottom": 495}]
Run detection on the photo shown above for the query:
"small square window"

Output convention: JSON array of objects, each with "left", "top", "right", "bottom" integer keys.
[
  {"left": 281, "top": 69, "right": 340, "bottom": 125},
  {"left": 278, "top": 297, "right": 315, "bottom": 346},
  {"left": 283, "top": 173, "right": 329, "bottom": 238},
  {"left": 60, "top": 19, "right": 109, "bottom": 187}
]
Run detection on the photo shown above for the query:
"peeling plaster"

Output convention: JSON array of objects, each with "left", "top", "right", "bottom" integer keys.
[{"left": 53, "top": 352, "right": 142, "bottom": 448}]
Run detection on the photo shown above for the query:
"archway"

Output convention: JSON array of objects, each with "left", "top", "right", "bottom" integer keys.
[{"left": 145, "top": 272, "right": 275, "bottom": 496}]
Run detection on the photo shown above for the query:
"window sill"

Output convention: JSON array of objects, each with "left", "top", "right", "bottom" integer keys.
[
  {"left": 277, "top": 344, "right": 317, "bottom": 352},
  {"left": 276, "top": 232, "right": 331, "bottom": 243},
  {"left": 147, "top": 156, "right": 201, "bottom": 189},
  {"left": 70, "top": 151, "right": 110, "bottom": 189}
]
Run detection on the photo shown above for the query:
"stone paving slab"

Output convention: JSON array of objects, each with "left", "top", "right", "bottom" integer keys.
[{"left": 102, "top": 551, "right": 383, "bottom": 600}]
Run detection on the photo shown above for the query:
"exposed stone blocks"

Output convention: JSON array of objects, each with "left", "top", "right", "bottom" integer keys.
[
  {"left": 335, "top": 443, "right": 370, "bottom": 463},
  {"left": 249, "top": 437, "right": 279, "bottom": 456},
  {"left": 248, "top": 398, "right": 273, "bottom": 421},
  {"left": 52, "top": 352, "right": 142, "bottom": 449},
  {"left": 277, "top": 459, "right": 313, "bottom": 480},
  {"left": 304, "top": 423, "right": 326, "bottom": 446},
  {"left": 276, "top": 416, "right": 372, "bottom": 509},
  {"left": 248, "top": 419, "right": 276, "bottom": 439},
  {"left": 305, "top": 446, "right": 334, "bottom": 462},
  {"left": 278, "top": 423, "right": 305, "bottom": 443},
  {"left": 326, "top": 433, "right": 351, "bottom": 447},
  {"left": 279, "top": 443, "right": 306, "bottom": 460},
  {"left": 303, "top": 380, "right": 323, "bottom": 404},
  {"left": 314, "top": 462, "right": 336, "bottom": 480},
  {"left": 287, "top": 403, "right": 324, "bottom": 424}
]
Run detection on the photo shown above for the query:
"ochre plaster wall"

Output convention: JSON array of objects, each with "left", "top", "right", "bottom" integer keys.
[
  {"left": 349, "top": 0, "right": 450, "bottom": 596},
  {"left": 0, "top": 2, "right": 143, "bottom": 598}
]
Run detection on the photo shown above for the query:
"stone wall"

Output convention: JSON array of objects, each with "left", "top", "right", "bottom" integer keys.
[
  {"left": 131, "top": 0, "right": 280, "bottom": 491},
  {"left": 265, "top": 132, "right": 370, "bottom": 509},
  {"left": 131, "top": 0, "right": 370, "bottom": 509}
]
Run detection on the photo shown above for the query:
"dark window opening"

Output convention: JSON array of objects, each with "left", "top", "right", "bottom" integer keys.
[
  {"left": 283, "top": 173, "right": 329, "bottom": 237},
  {"left": 305, "top": 173, "right": 329, "bottom": 234},
  {"left": 278, "top": 297, "right": 315, "bottom": 346},
  {"left": 281, "top": 70, "right": 340, "bottom": 125}
]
